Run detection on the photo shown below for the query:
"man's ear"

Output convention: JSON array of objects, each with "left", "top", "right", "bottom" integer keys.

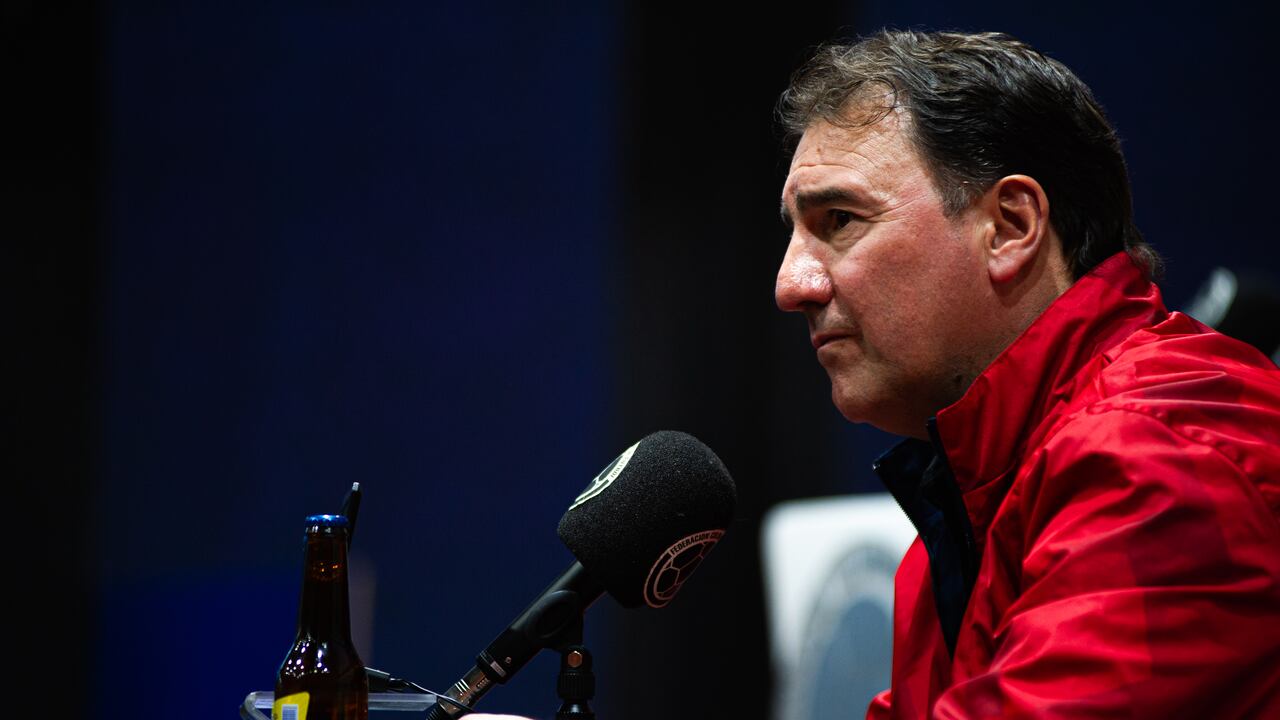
[{"left": 979, "top": 174, "right": 1050, "bottom": 284}]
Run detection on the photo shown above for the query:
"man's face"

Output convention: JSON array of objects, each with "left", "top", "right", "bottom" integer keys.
[{"left": 776, "top": 110, "right": 990, "bottom": 438}]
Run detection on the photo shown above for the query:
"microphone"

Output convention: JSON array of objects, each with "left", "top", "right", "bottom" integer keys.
[{"left": 425, "top": 430, "right": 736, "bottom": 718}]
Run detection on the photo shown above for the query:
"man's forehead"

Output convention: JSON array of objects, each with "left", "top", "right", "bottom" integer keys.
[
  {"left": 782, "top": 110, "right": 919, "bottom": 210},
  {"left": 790, "top": 109, "right": 907, "bottom": 170}
]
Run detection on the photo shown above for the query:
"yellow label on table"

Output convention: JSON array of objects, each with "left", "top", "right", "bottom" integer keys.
[{"left": 273, "top": 691, "right": 310, "bottom": 720}]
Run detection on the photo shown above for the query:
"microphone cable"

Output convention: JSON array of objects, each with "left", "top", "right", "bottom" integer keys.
[{"left": 366, "top": 667, "right": 476, "bottom": 713}]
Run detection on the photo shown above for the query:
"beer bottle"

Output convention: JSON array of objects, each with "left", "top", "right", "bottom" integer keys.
[{"left": 274, "top": 514, "right": 369, "bottom": 720}]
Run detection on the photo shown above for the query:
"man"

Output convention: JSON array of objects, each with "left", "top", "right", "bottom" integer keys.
[{"left": 775, "top": 30, "right": 1280, "bottom": 718}]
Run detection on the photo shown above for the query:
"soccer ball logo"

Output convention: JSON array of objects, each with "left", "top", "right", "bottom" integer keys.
[{"left": 643, "top": 529, "right": 724, "bottom": 608}]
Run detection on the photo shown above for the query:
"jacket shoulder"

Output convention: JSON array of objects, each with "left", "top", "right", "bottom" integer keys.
[
  {"left": 1073, "top": 315, "right": 1280, "bottom": 498},
  {"left": 1018, "top": 399, "right": 1280, "bottom": 562}
]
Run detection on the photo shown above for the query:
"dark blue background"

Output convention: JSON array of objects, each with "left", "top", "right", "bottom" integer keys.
[
  {"left": 93, "top": 3, "right": 616, "bottom": 716},
  {"left": 11, "top": 2, "right": 1275, "bottom": 719}
]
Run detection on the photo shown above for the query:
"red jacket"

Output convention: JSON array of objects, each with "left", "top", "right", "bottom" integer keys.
[{"left": 868, "top": 253, "right": 1280, "bottom": 719}]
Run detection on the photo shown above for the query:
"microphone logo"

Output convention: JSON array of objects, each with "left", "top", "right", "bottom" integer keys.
[
  {"left": 568, "top": 441, "right": 640, "bottom": 511},
  {"left": 643, "top": 529, "right": 725, "bottom": 608}
]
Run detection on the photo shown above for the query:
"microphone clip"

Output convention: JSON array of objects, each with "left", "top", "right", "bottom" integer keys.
[{"left": 427, "top": 562, "right": 604, "bottom": 719}]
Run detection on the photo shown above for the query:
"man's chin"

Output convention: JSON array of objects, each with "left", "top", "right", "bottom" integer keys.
[
  {"left": 831, "top": 385, "right": 922, "bottom": 439},
  {"left": 830, "top": 385, "right": 876, "bottom": 426}
]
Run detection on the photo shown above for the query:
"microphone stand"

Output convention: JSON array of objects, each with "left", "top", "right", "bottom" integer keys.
[{"left": 551, "top": 618, "right": 595, "bottom": 720}]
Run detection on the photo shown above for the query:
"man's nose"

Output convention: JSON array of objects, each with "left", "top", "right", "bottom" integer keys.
[{"left": 775, "top": 237, "right": 831, "bottom": 312}]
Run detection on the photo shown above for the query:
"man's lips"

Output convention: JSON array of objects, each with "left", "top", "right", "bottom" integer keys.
[{"left": 811, "top": 330, "right": 855, "bottom": 350}]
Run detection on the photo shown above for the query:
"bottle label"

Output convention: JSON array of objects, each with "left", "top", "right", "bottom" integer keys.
[{"left": 273, "top": 691, "right": 310, "bottom": 720}]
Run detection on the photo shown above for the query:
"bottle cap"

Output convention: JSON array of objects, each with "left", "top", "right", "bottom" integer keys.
[{"left": 304, "top": 514, "right": 349, "bottom": 528}]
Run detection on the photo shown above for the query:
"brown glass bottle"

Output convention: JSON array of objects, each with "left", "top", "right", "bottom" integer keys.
[{"left": 274, "top": 514, "right": 369, "bottom": 720}]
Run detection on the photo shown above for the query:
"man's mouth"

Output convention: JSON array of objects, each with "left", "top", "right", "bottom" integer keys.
[{"left": 811, "top": 330, "right": 855, "bottom": 350}]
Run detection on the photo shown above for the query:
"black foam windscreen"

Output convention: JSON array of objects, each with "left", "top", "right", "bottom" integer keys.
[{"left": 556, "top": 430, "right": 736, "bottom": 609}]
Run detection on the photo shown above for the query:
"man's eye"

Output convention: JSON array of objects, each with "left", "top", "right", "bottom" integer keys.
[{"left": 831, "top": 210, "right": 856, "bottom": 230}]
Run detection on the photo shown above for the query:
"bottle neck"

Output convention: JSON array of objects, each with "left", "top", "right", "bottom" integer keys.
[{"left": 296, "top": 529, "right": 354, "bottom": 644}]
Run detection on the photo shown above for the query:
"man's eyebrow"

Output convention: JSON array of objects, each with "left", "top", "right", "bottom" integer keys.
[{"left": 779, "top": 186, "right": 868, "bottom": 227}]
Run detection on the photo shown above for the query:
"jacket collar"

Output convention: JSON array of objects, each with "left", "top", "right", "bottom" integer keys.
[
  {"left": 933, "top": 251, "right": 1169, "bottom": 494},
  {"left": 872, "top": 252, "right": 1169, "bottom": 655}
]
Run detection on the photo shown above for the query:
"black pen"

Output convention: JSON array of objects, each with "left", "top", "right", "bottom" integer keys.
[{"left": 340, "top": 481, "right": 362, "bottom": 548}]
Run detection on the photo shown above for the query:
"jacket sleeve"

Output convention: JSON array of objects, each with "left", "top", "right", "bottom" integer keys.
[{"left": 933, "top": 410, "right": 1280, "bottom": 719}]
